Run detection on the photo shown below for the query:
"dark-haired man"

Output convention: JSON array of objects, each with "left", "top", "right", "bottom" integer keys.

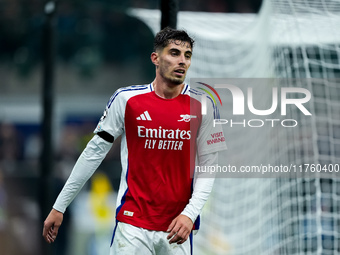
[{"left": 43, "top": 27, "right": 226, "bottom": 255}]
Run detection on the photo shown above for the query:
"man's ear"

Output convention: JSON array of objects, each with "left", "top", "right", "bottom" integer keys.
[{"left": 151, "top": 52, "right": 159, "bottom": 66}]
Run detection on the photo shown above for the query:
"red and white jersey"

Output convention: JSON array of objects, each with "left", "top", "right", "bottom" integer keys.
[{"left": 94, "top": 83, "right": 226, "bottom": 231}]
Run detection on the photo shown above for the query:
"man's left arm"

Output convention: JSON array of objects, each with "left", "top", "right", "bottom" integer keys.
[{"left": 167, "top": 152, "right": 218, "bottom": 244}]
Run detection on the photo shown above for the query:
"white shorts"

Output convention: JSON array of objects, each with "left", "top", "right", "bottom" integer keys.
[{"left": 110, "top": 222, "right": 193, "bottom": 255}]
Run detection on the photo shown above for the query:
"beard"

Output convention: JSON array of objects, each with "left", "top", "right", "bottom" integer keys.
[
  {"left": 168, "top": 76, "right": 184, "bottom": 85},
  {"left": 159, "top": 66, "right": 186, "bottom": 85}
]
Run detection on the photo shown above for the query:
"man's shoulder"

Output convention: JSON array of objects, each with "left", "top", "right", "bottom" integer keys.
[
  {"left": 187, "top": 85, "right": 221, "bottom": 119},
  {"left": 115, "top": 84, "right": 152, "bottom": 97},
  {"left": 187, "top": 86, "right": 204, "bottom": 101},
  {"left": 107, "top": 84, "right": 152, "bottom": 108}
]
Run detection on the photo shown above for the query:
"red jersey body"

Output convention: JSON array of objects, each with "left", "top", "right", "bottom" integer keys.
[{"left": 94, "top": 83, "right": 225, "bottom": 231}]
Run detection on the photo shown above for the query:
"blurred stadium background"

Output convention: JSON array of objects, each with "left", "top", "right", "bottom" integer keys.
[{"left": 1, "top": 0, "right": 340, "bottom": 255}]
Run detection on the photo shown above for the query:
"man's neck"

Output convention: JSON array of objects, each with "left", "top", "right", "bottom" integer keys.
[{"left": 152, "top": 79, "right": 184, "bottom": 99}]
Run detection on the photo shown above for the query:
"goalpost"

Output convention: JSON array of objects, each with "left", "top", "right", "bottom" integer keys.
[{"left": 129, "top": 0, "right": 340, "bottom": 254}]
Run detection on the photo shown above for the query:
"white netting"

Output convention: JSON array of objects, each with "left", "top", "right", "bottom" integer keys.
[{"left": 129, "top": 1, "right": 340, "bottom": 254}]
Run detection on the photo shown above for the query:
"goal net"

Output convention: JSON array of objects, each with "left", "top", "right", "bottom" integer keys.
[{"left": 129, "top": 0, "right": 340, "bottom": 254}]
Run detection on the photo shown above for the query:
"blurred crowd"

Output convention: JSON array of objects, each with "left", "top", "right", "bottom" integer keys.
[
  {"left": 0, "top": 0, "right": 155, "bottom": 80},
  {"left": 0, "top": 0, "right": 262, "bottom": 77},
  {"left": 0, "top": 120, "right": 121, "bottom": 255}
]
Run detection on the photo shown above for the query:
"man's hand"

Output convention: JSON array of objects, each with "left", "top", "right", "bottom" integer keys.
[
  {"left": 42, "top": 209, "right": 63, "bottom": 243},
  {"left": 167, "top": 214, "right": 193, "bottom": 244}
]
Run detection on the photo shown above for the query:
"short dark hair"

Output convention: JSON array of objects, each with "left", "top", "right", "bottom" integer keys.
[{"left": 153, "top": 27, "right": 194, "bottom": 52}]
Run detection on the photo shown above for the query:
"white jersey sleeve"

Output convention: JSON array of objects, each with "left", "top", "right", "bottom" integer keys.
[
  {"left": 196, "top": 95, "right": 227, "bottom": 156},
  {"left": 53, "top": 135, "right": 112, "bottom": 213},
  {"left": 181, "top": 152, "right": 218, "bottom": 223},
  {"left": 94, "top": 89, "right": 126, "bottom": 139},
  {"left": 53, "top": 90, "right": 128, "bottom": 213},
  {"left": 180, "top": 89, "right": 227, "bottom": 225}
]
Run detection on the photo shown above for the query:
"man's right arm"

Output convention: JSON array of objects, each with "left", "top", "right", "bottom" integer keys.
[{"left": 42, "top": 134, "right": 113, "bottom": 243}]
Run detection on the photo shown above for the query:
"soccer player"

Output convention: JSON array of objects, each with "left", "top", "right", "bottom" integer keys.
[{"left": 42, "top": 27, "right": 227, "bottom": 255}]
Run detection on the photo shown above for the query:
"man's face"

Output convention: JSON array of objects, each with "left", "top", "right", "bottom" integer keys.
[{"left": 155, "top": 40, "right": 192, "bottom": 85}]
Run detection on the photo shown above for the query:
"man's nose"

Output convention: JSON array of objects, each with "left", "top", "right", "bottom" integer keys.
[{"left": 178, "top": 54, "right": 186, "bottom": 65}]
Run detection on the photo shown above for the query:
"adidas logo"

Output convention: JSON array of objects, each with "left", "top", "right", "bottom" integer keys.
[{"left": 136, "top": 111, "right": 152, "bottom": 121}]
